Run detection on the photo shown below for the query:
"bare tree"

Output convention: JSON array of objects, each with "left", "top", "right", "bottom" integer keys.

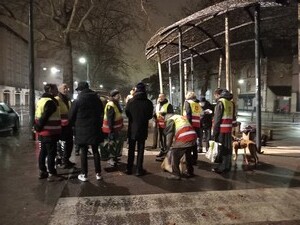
[{"left": 0, "top": 0, "right": 151, "bottom": 92}]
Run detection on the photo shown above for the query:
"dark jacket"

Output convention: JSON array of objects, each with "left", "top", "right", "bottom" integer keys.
[
  {"left": 125, "top": 92, "right": 153, "bottom": 140},
  {"left": 69, "top": 89, "right": 104, "bottom": 145},
  {"left": 200, "top": 100, "right": 214, "bottom": 129}
]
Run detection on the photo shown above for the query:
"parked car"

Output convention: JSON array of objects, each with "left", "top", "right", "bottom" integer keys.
[{"left": 0, "top": 102, "right": 20, "bottom": 133}]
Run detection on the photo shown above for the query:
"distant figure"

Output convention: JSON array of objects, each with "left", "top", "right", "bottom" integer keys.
[
  {"left": 125, "top": 87, "right": 136, "bottom": 104},
  {"left": 154, "top": 93, "right": 174, "bottom": 158},
  {"left": 212, "top": 89, "right": 236, "bottom": 174},
  {"left": 55, "top": 83, "right": 75, "bottom": 168},
  {"left": 34, "top": 84, "right": 63, "bottom": 182},
  {"left": 69, "top": 81, "right": 104, "bottom": 182},
  {"left": 199, "top": 96, "right": 214, "bottom": 152},
  {"left": 163, "top": 114, "right": 197, "bottom": 180},
  {"left": 183, "top": 91, "right": 201, "bottom": 164},
  {"left": 125, "top": 82, "right": 153, "bottom": 176}
]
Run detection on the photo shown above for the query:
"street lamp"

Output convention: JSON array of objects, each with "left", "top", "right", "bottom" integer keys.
[{"left": 79, "top": 57, "right": 89, "bottom": 84}]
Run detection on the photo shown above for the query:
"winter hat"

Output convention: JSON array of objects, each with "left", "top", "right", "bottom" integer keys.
[
  {"left": 110, "top": 89, "right": 120, "bottom": 97},
  {"left": 136, "top": 82, "right": 146, "bottom": 92},
  {"left": 75, "top": 81, "right": 89, "bottom": 91}
]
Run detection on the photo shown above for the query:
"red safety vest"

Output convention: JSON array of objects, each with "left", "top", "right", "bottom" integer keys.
[
  {"left": 156, "top": 103, "right": 169, "bottom": 128},
  {"left": 183, "top": 99, "right": 201, "bottom": 128}
]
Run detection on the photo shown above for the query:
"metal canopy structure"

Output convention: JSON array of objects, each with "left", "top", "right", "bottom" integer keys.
[
  {"left": 145, "top": 0, "right": 296, "bottom": 65},
  {"left": 145, "top": 0, "right": 297, "bottom": 152}
]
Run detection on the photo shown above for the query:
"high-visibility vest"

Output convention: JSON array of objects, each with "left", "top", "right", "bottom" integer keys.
[
  {"left": 182, "top": 99, "right": 202, "bottom": 128},
  {"left": 218, "top": 98, "right": 234, "bottom": 133},
  {"left": 35, "top": 97, "right": 61, "bottom": 136},
  {"left": 156, "top": 103, "right": 169, "bottom": 128},
  {"left": 55, "top": 96, "right": 71, "bottom": 126},
  {"left": 102, "top": 101, "right": 123, "bottom": 133},
  {"left": 169, "top": 114, "right": 197, "bottom": 143}
]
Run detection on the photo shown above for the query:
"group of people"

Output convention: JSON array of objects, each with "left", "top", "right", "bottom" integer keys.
[
  {"left": 34, "top": 81, "right": 153, "bottom": 182},
  {"left": 34, "top": 80, "right": 235, "bottom": 182},
  {"left": 151, "top": 88, "right": 236, "bottom": 179}
]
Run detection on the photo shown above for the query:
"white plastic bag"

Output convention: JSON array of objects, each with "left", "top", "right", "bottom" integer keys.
[{"left": 205, "top": 140, "right": 221, "bottom": 163}]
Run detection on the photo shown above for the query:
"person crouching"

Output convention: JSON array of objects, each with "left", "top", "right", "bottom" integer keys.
[{"left": 163, "top": 113, "right": 197, "bottom": 180}]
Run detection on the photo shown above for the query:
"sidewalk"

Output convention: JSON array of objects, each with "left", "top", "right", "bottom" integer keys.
[{"left": 0, "top": 118, "right": 299, "bottom": 225}]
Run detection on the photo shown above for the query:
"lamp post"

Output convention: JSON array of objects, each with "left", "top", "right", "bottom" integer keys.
[{"left": 79, "top": 57, "right": 89, "bottom": 84}]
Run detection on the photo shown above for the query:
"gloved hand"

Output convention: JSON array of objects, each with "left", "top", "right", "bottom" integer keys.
[{"left": 108, "top": 132, "right": 115, "bottom": 140}]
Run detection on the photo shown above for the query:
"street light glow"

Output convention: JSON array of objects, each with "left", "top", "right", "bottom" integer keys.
[
  {"left": 238, "top": 79, "right": 244, "bottom": 84},
  {"left": 79, "top": 57, "right": 87, "bottom": 64},
  {"left": 50, "top": 67, "right": 60, "bottom": 74}
]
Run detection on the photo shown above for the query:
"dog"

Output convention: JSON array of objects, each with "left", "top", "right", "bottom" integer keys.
[{"left": 232, "top": 137, "right": 259, "bottom": 166}]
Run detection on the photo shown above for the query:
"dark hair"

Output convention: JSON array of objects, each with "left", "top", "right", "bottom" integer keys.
[
  {"left": 44, "top": 83, "right": 57, "bottom": 93},
  {"left": 214, "top": 88, "right": 223, "bottom": 95}
]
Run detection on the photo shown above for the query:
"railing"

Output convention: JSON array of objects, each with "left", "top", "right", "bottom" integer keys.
[{"left": 238, "top": 110, "right": 300, "bottom": 123}]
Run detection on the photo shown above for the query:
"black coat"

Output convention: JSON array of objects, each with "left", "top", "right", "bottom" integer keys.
[
  {"left": 125, "top": 92, "right": 154, "bottom": 140},
  {"left": 69, "top": 89, "right": 104, "bottom": 145}
]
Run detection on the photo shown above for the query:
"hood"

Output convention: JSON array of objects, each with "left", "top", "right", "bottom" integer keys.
[{"left": 219, "top": 90, "right": 233, "bottom": 100}]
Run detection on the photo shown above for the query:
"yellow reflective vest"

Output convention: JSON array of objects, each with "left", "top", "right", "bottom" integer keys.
[
  {"left": 102, "top": 101, "right": 123, "bottom": 133},
  {"left": 183, "top": 99, "right": 202, "bottom": 128},
  {"left": 55, "top": 95, "right": 71, "bottom": 126},
  {"left": 218, "top": 98, "right": 234, "bottom": 133},
  {"left": 156, "top": 103, "right": 169, "bottom": 128},
  {"left": 35, "top": 97, "right": 61, "bottom": 136},
  {"left": 169, "top": 114, "right": 197, "bottom": 143}
]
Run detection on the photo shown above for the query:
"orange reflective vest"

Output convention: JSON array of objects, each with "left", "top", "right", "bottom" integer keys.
[
  {"left": 102, "top": 101, "right": 123, "bottom": 133},
  {"left": 35, "top": 97, "right": 61, "bottom": 136},
  {"left": 55, "top": 95, "right": 71, "bottom": 126},
  {"left": 169, "top": 115, "right": 197, "bottom": 143},
  {"left": 183, "top": 99, "right": 201, "bottom": 128},
  {"left": 218, "top": 98, "right": 234, "bottom": 133},
  {"left": 156, "top": 103, "right": 169, "bottom": 128}
]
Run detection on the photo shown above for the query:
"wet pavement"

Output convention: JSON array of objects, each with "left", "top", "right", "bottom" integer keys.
[{"left": 0, "top": 110, "right": 300, "bottom": 225}]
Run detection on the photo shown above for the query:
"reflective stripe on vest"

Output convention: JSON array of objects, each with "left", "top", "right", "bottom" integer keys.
[
  {"left": 218, "top": 98, "right": 234, "bottom": 133},
  {"left": 182, "top": 100, "right": 201, "bottom": 128},
  {"left": 35, "top": 97, "right": 61, "bottom": 136},
  {"left": 156, "top": 103, "right": 169, "bottom": 128},
  {"left": 55, "top": 96, "right": 71, "bottom": 126},
  {"left": 102, "top": 101, "right": 124, "bottom": 133},
  {"left": 170, "top": 115, "right": 197, "bottom": 143}
]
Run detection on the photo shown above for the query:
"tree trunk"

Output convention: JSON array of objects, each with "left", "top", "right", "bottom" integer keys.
[{"left": 63, "top": 34, "right": 74, "bottom": 95}]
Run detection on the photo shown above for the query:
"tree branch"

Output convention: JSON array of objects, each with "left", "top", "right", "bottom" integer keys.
[{"left": 75, "top": 0, "right": 95, "bottom": 32}]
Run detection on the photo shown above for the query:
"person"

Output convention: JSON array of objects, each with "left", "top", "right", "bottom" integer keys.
[
  {"left": 102, "top": 89, "right": 124, "bottom": 167},
  {"left": 34, "top": 83, "right": 63, "bottom": 182},
  {"left": 163, "top": 114, "right": 197, "bottom": 180},
  {"left": 55, "top": 83, "right": 75, "bottom": 168},
  {"left": 125, "top": 87, "right": 136, "bottom": 104},
  {"left": 199, "top": 96, "right": 214, "bottom": 152},
  {"left": 125, "top": 82, "right": 153, "bottom": 176},
  {"left": 183, "top": 91, "right": 201, "bottom": 164},
  {"left": 69, "top": 81, "right": 104, "bottom": 182},
  {"left": 151, "top": 97, "right": 159, "bottom": 149},
  {"left": 212, "top": 89, "right": 236, "bottom": 173},
  {"left": 154, "top": 93, "right": 174, "bottom": 158}
]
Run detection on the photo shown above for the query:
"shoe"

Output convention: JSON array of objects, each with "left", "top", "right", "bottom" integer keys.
[
  {"left": 96, "top": 173, "right": 102, "bottom": 180},
  {"left": 136, "top": 169, "right": 146, "bottom": 176},
  {"left": 47, "top": 174, "right": 64, "bottom": 182},
  {"left": 211, "top": 168, "right": 223, "bottom": 174},
  {"left": 63, "top": 160, "right": 76, "bottom": 169},
  {"left": 78, "top": 174, "right": 88, "bottom": 182},
  {"left": 39, "top": 171, "right": 48, "bottom": 179},
  {"left": 156, "top": 151, "right": 166, "bottom": 158},
  {"left": 167, "top": 174, "right": 181, "bottom": 180},
  {"left": 183, "top": 173, "right": 195, "bottom": 178},
  {"left": 107, "top": 158, "right": 116, "bottom": 167}
]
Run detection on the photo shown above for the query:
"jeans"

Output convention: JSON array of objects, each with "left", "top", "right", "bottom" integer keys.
[{"left": 79, "top": 144, "right": 101, "bottom": 175}]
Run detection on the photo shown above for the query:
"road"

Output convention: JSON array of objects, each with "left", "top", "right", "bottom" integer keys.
[{"left": 0, "top": 107, "right": 299, "bottom": 225}]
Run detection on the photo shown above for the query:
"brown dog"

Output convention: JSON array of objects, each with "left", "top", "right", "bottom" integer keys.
[{"left": 233, "top": 138, "right": 259, "bottom": 165}]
